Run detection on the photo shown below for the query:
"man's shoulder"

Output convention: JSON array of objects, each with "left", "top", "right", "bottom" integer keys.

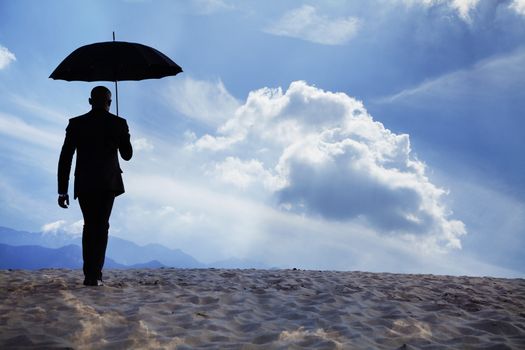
[
  {"left": 69, "top": 111, "right": 127, "bottom": 123},
  {"left": 69, "top": 112, "right": 91, "bottom": 122},
  {"left": 67, "top": 113, "right": 90, "bottom": 129},
  {"left": 107, "top": 112, "right": 128, "bottom": 123}
]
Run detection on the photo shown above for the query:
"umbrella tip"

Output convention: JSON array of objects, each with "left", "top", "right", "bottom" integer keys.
[{"left": 113, "top": 31, "right": 115, "bottom": 41}]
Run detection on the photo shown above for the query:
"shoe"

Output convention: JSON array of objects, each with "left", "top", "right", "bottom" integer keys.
[
  {"left": 83, "top": 279, "right": 96, "bottom": 286},
  {"left": 83, "top": 279, "right": 104, "bottom": 287}
]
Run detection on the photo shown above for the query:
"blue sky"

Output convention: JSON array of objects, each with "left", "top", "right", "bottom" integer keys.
[{"left": 1, "top": 0, "right": 524, "bottom": 276}]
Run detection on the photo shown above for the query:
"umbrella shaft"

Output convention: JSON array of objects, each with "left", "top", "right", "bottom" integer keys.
[{"left": 114, "top": 81, "right": 119, "bottom": 116}]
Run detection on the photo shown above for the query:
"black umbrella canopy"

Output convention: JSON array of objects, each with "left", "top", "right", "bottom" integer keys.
[
  {"left": 50, "top": 39, "right": 182, "bottom": 115},
  {"left": 49, "top": 41, "right": 182, "bottom": 82}
]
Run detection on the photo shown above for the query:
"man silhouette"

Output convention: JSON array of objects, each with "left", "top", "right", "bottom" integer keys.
[{"left": 57, "top": 86, "right": 133, "bottom": 286}]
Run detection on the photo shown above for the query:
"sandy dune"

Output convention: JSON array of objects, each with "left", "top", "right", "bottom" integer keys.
[{"left": 1, "top": 268, "right": 524, "bottom": 349}]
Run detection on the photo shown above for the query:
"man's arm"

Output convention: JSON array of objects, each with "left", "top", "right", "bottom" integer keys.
[
  {"left": 118, "top": 120, "right": 133, "bottom": 161},
  {"left": 57, "top": 121, "right": 76, "bottom": 208}
]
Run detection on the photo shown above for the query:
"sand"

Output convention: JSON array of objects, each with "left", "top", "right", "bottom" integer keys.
[{"left": 0, "top": 268, "right": 524, "bottom": 349}]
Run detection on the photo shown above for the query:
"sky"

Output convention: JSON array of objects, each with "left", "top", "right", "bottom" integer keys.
[{"left": 0, "top": 0, "right": 524, "bottom": 277}]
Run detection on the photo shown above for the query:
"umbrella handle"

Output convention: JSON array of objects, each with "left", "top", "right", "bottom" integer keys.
[{"left": 114, "top": 80, "right": 119, "bottom": 116}]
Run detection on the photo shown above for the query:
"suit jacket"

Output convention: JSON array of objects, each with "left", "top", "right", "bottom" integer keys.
[{"left": 58, "top": 109, "right": 133, "bottom": 199}]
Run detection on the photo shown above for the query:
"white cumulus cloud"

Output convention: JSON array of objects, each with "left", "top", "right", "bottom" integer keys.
[
  {"left": 402, "top": 0, "right": 480, "bottom": 21},
  {"left": 0, "top": 45, "right": 16, "bottom": 69},
  {"left": 212, "top": 156, "right": 285, "bottom": 191},
  {"left": 265, "top": 5, "right": 361, "bottom": 45},
  {"left": 67, "top": 220, "right": 84, "bottom": 235},
  {"left": 510, "top": 0, "right": 525, "bottom": 15},
  {"left": 42, "top": 220, "right": 67, "bottom": 233},
  {"left": 449, "top": 0, "right": 480, "bottom": 21},
  {"left": 191, "top": 81, "right": 466, "bottom": 249},
  {"left": 42, "top": 219, "right": 83, "bottom": 236}
]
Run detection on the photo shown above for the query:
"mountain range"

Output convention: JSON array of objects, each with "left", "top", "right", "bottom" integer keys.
[
  {"left": 0, "top": 226, "right": 271, "bottom": 270},
  {"left": 0, "top": 243, "right": 165, "bottom": 269}
]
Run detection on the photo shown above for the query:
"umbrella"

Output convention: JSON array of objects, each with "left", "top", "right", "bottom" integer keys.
[{"left": 50, "top": 33, "right": 182, "bottom": 115}]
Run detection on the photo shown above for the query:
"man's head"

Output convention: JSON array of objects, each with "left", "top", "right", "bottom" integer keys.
[{"left": 89, "top": 86, "right": 112, "bottom": 111}]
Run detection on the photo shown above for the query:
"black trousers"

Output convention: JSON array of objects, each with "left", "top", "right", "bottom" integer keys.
[{"left": 78, "top": 192, "right": 115, "bottom": 280}]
